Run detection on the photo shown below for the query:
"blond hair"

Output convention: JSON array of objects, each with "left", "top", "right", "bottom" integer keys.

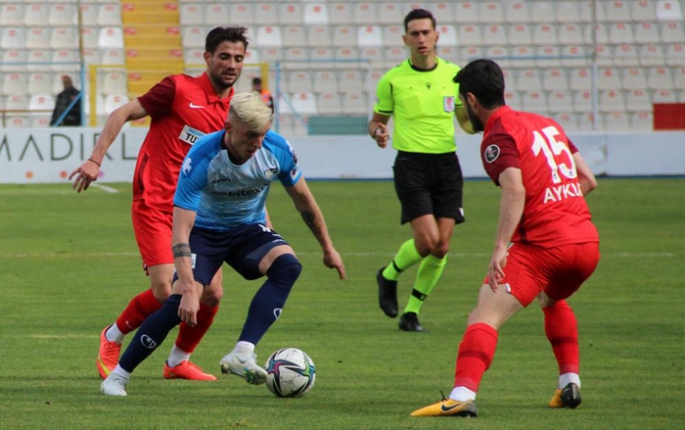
[{"left": 228, "top": 92, "right": 273, "bottom": 130}]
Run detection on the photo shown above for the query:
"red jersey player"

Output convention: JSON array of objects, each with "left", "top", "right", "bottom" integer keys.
[
  {"left": 69, "top": 27, "right": 249, "bottom": 381},
  {"left": 411, "top": 59, "right": 600, "bottom": 417}
]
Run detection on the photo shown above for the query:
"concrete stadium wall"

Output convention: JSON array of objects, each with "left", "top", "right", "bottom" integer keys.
[{"left": 0, "top": 128, "right": 684, "bottom": 183}]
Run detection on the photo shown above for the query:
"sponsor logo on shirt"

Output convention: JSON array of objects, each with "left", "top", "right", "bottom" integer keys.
[
  {"left": 181, "top": 157, "right": 192, "bottom": 175},
  {"left": 484, "top": 145, "right": 500, "bottom": 163},
  {"left": 179, "top": 125, "right": 205, "bottom": 145},
  {"left": 211, "top": 184, "right": 268, "bottom": 197},
  {"left": 189, "top": 102, "right": 204, "bottom": 109},
  {"left": 443, "top": 96, "right": 456, "bottom": 112}
]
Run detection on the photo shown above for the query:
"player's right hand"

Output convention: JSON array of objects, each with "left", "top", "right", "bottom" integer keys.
[
  {"left": 68, "top": 159, "right": 100, "bottom": 193},
  {"left": 372, "top": 123, "right": 390, "bottom": 148},
  {"left": 178, "top": 287, "right": 200, "bottom": 327}
]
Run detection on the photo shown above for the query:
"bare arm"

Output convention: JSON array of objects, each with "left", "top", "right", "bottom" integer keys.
[
  {"left": 368, "top": 112, "right": 391, "bottom": 149},
  {"left": 284, "top": 178, "right": 346, "bottom": 280},
  {"left": 456, "top": 107, "right": 476, "bottom": 134},
  {"left": 488, "top": 167, "right": 526, "bottom": 291},
  {"left": 172, "top": 206, "right": 202, "bottom": 326},
  {"left": 68, "top": 99, "right": 148, "bottom": 192},
  {"left": 573, "top": 151, "right": 597, "bottom": 196}
]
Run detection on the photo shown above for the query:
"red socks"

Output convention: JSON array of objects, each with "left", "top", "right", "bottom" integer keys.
[
  {"left": 175, "top": 303, "right": 219, "bottom": 354},
  {"left": 115, "top": 289, "right": 163, "bottom": 335},
  {"left": 543, "top": 300, "right": 580, "bottom": 374},
  {"left": 453, "top": 323, "right": 499, "bottom": 392}
]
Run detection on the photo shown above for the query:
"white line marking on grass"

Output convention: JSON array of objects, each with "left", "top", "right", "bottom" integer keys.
[
  {"left": 91, "top": 183, "right": 119, "bottom": 193},
  {"left": 29, "top": 334, "right": 98, "bottom": 339}
]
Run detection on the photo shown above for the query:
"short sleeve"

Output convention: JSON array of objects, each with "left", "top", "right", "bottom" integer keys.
[
  {"left": 276, "top": 138, "right": 302, "bottom": 187},
  {"left": 481, "top": 132, "right": 520, "bottom": 186},
  {"left": 452, "top": 66, "right": 463, "bottom": 108},
  {"left": 567, "top": 138, "right": 579, "bottom": 154},
  {"left": 173, "top": 142, "right": 210, "bottom": 211},
  {"left": 138, "top": 76, "right": 176, "bottom": 120},
  {"left": 373, "top": 73, "right": 393, "bottom": 115}
]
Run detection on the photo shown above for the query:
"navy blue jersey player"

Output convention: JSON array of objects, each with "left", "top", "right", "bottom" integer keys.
[{"left": 100, "top": 93, "right": 346, "bottom": 396}]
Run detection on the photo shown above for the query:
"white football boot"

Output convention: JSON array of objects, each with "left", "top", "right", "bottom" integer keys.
[
  {"left": 100, "top": 373, "right": 129, "bottom": 396},
  {"left": 220, "top": 350, "right": 267, "bottom": 385}
]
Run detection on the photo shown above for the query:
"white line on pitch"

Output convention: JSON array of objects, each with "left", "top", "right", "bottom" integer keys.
[{"left": 91, "top": 183, "right": 119, "bottom": 193}]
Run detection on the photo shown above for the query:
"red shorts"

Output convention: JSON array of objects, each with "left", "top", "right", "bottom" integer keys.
[
  {"left": 131, "top": 199, "right": 174, "bottom": 270},
  {"left": 485, "top": 242, "right": 600, "bottom": 307}
]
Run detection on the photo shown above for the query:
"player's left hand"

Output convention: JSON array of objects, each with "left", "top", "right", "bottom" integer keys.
[
  {"left": 323, "top": 248, "right": 346, "bottom": 280},
  {"left": 487, "top": 247, "right": 508, "bottom": 292}
]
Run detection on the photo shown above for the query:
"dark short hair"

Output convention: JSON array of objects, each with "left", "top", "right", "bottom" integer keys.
[
  {"left": 205, "top": 26, "right": 249, "bottom": 54},
  {"left": 252, "top": 77, "right": 262, "bottom": 85},
  {"left": 454, "top": 59, "right": 506, "bottom": 109},
  {"left": 403, "top": 8, "right": 436, "bottom": 33}
]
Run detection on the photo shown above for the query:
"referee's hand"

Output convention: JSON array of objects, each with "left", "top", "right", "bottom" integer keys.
[{"left": 372, "top": 123, "right": 390, "bottom": 148}]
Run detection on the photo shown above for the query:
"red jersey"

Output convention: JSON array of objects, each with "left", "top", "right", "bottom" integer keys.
[
  {"left": 481, "top": 106, "right": 598, "bottom": 247},
  {"left": 134, "top": 72, "right": 233, "bottom": 210}
]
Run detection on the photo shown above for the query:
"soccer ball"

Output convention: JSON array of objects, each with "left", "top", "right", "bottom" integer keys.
[{"left": 264, "top": 348, "right": 316, "bottom": 398}]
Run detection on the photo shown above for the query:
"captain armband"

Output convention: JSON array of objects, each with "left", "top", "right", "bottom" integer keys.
[{"left": 172, "top": 243, "right": 192, "bottom": 259}]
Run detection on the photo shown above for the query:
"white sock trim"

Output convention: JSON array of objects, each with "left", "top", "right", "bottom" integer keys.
[
  {"left": 559, "top": 373, "right": 581, "bottom": 389},
  {"left": 112, "top": 365, "right": 131, "bottom": 379},
  {"left": 234, "top": 341, "right": 255, "bottom": 355},
  {"left": 105, "top": 323, "right": 125, "bottom": 344},
  {"left": 449, "top": 386, "right": 477, "bottom": 402},
  {"left": 167, "top": 344, "right": 191, "bottom": 368}
]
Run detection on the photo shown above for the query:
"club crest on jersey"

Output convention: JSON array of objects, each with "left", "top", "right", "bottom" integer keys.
[
  {"left": 484, "top": 145, "right": 500, "bottom": 163},
  {"left": 182, "top": 157, "right": 192, "bottom": 175},
  {"left": 264, "top": 168, "right": 278, "bottom": 180},
  {"left": 179, "top": 125, "right": 205, "bottom": 146},
  {"left": 443, "top": 96, "right": 456, "bottom": 112}
]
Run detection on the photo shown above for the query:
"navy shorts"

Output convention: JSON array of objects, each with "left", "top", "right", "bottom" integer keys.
[
  {"left": 174, "top": 223, "right": 290, "bottom": 286},
  {"left": 392, "top": 151, "right": 465, "bottom": 225}
]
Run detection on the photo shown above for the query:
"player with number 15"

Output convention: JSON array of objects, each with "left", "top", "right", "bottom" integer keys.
[{"left": 411, "top": 59, "right": 600, "bottom": 417}]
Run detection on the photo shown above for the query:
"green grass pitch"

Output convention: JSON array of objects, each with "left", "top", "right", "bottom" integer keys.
[{"left": 0, "top": 178, "right": 683, "bottom": 429}]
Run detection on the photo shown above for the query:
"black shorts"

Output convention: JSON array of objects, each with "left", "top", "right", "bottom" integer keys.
[
  {"left": 393, "top": 151, "right": 465, "bottom": 225},
  {"left": 174, "top": 223, "right": 290, "bottom": 286}
]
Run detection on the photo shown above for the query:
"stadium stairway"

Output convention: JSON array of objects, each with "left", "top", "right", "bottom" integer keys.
[
  {"left": 121, "top": 0, "right": 186, "bottom": 125},
  {"left": 122, "top": 1, "right": 185, "bottom": 90}
]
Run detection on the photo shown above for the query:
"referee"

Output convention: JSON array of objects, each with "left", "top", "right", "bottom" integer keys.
[{"left": 369, "top": 8, "right": 474, "bottom": 332}]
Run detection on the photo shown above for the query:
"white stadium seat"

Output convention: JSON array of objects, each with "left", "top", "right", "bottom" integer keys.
[
  {"left": 307, "top": 26, "right": 332, "bottom": 48},
  {"left": 608, "top": 22, "right": 635, "bottom": 45},
  {"left": 341, "top": 91, "right": 366, "bottom": 114},
  {"left": 27, "top": 73, "right": 54, "bottom": 95},
  {"left": 656, "top": 0, "right": 683, "bottom": 20},
  {"left": 257, "top": 26, "right": 283, "bottom": 48},
  {"left": 281, "top": 26, "right": 306, "bottom": 48},
  {"left": 98, "top": 27, "right": 124, "bottom": 49},
  {"left": 635, "top": 22, "right": 661, "bottom": 44},
  {"left": 98, "top": 4, "right": 122, "bottom": 26},
  {"left": 646, "top": 67, "right": 674, "bottom": 89},
  {"left": 503, "top": 1, "right": 530, "bottom": 24},
  {"left": 179, "top": 4, "right": 203, "bottom": 26},
  {"left": 329, "top": 3, "right": 353, "bottom": 25},
  {"left": 26, "top": 28, "right": 51, "bottom": 49},
  {"left": 483, "top": 24, "right": 507, "bottom": 46},
  {"left": 630, "top": 111, "right": 654, "bottom": 132},
  {"left": 458, "top": 25, "right": 481, "bottom": 46},
  {"left": 29, "top": 94, "right": 56, "bottom": 112},
  {"left": 333, "top": 26, "right": 356, "bottom": 47},
  {"left": 49, "top": 4, "right": 77, "bottom": 26},
  {"left": 639, "top": 45, "right": 666, "bottom": 66},
  {"left": 1, "top": 27, "right": 25, "bottom": 49},
  {"left": 454, "top": 2, "right": 479, "bottom": 25},
  {"left": 105, "top": 94, "right": 129, "bottom": 115},
  {"left": 665, "top": 44, "right": 685, "bottom": 66},
  {"left": 317, "top": 92, "right": 341, "bottom": 114},
  {"left": 605, "top": 1, "right": 632, "bottom": 22},
  {"left": 2, "top": 73, "right": 28, "bottom": 96},
  {"left": 479, "top": 2, "right": 504, "bottom": 24},
  {"left": 625, "top": 89, "right": 653, "bottom": 112},
  {"left": 660, "top": 21, "right": 685, "bottom": 43},
  {"left": 508, "top": 24, "right": 533, "bottom": 46},
  {"left": 652, "top": 88, "right": 677, "bottom": 103},
  {"left": 51, "top": 28, "right": 79, "bottom": 50},
  {"left": 304, "top": 3, "right": 329, "bottom": 25},
  {"left": 353, "top": 3, "right": 377, "bottom": 25},
  {"left": 23, "top": 3, "right": 50, "bottom": 27},
  {"left": 253, "top": 3, "right": 278, "bottom": 25},
  {"left": 382, "top": 26, "right": 404, "bottom": 47},
  {"left": 0, "top": 4, "right": 24, "bottom": 26},
  {"left": 229, "top": 4, "right": 255, "bottom": 26},
  {"left": 533, "top": 24, "right": 558, "bottom": 45},
  {"left": 313, "top": 71, "right": 339, "bottom": 94},
  {"left": 357, "top": 25, "right": 383, "bottom": 47},
  {"left": 599, "top": 89, "right": 626, "bottom": 112},
  {"left": 279, "top": 3, "right": 304, "bottom": 25},
  {"left": 633, "top": 0, "right": 658, "bottom": 21}
]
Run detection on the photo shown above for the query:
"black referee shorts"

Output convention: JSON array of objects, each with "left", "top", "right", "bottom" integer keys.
[{"left": 392, "top": 150, "right": 465, "bottom": 225}]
